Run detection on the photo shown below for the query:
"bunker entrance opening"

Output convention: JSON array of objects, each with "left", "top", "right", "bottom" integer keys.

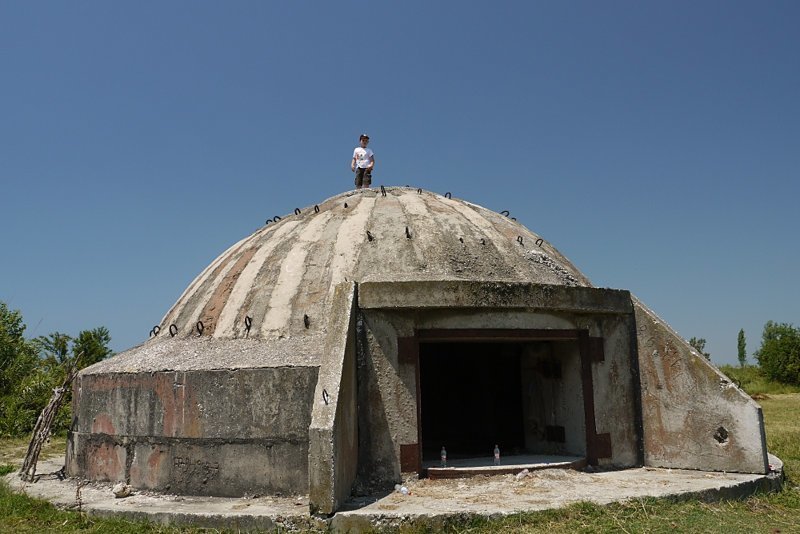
[{"left": 419, "top": 339, "right": 587, "bottom": 472}]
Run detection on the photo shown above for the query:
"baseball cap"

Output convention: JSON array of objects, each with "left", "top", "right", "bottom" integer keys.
[{"left": 360, "top": 133, "right": 369, "bottom": 140}]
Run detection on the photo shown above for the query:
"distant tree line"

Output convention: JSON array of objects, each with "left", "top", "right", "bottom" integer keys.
[
  {"left": 0, "top": 301, "right": 112, "bottom": 437},
  {"left": 690, "top": 322, "right": 800, "bottom": 386}
]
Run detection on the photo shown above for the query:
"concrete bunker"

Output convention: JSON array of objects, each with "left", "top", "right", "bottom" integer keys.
[{"left": 66, "top": 187, "right": 771, "bottom": 516}]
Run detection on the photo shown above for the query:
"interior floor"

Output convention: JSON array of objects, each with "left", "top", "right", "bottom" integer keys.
[{"left": 422, "top": 453, "right": 585, "bottom": 470}]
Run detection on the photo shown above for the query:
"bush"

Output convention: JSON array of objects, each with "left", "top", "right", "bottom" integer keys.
[
  {"left": 755, "top": 321, "right": 800, "bottom": 386},
  {"left": 0, "top": 301, "right": 112, "bottom": 438}
]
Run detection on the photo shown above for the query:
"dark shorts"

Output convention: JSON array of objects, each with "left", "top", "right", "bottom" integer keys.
[{"left": 355, "top": 167, "right": 372, "bottom": 187}]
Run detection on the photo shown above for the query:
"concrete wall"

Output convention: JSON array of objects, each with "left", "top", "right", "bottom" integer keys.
[
  {"left": 521, "top": 341, "right": 586, "bottom": 456},
  {"left": 308, "top": 282, "right": 359, "bottom": 516},
  {"left": 67, "top": 366, "right": 317, "bottom": 496},
  {"left": 577, "top": 313, "right": 642, "bottom": 467},
  {"left": 633, "top": 298, "right": 768, "bottom": 474}
]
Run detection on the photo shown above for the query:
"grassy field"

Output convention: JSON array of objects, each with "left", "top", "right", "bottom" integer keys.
[
  {"left": 719, "top": 365, "right": 800, "bottom": 396},
  {"left": 1, "top": 395, "right": 799, "bottom": 533}
]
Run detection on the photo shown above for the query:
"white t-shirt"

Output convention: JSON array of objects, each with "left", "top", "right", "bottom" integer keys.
[{"left": 353, "top": 147, "right": 374, "bottom": 169}]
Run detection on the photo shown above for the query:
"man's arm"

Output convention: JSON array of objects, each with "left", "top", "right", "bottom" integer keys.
[{"left": 368, "top": 154, "right": 375, "bottom": 171}]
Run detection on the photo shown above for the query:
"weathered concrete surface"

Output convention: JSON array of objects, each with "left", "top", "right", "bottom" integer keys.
[
  {"left": 333, "top": 462, "right": 784, "bottom": 532},
  {"left": 359, "top": 280, "right": 631, "bottom": 313},
  {"left": 82, "top": 336, "right": 323, "bottom": 374},
  {"left": 309, "top": 282, "right": 359, "bottom": 515},
  {"left": 156, "top": 188, "right": 591, "bottom": 342},
  {"left": 5, "top": 456, "right": 782, "bottom": 532},
  {"left": 633, "top": 297, "right": 769, "bottom": 474},
  {"left": 68, "top": 366, "right": 317, "bottom": 496},
  {"left": 521, "top": 342, "right": 586, "bottom": 456},
  {"left": 5, "top": 459, "right": 323, "bottom": 532}
]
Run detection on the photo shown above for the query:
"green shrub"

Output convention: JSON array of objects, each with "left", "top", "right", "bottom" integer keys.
[{"left": 756, "top": 321, "right": 800, "bottom": 386}]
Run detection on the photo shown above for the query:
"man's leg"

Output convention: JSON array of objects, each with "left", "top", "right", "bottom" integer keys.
[
  {"left": 363, "top": 170, "right": 372, "bottom": 189},
  {"left": 354, "top": 168, "right": 364, "bottom": 189}
]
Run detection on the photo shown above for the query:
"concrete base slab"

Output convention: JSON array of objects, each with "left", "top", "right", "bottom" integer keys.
[
  {"left": 4, "top": 459, "right": 323, "bottom": 532},
  {"left": 3, "top": 457, "right": 783, "bottom": 532}
]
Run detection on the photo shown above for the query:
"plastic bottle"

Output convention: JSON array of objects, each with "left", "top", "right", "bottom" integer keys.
[
  {"left": 440, "top": 446, "right": 447, "bottom": 467},
  {"left": 493, "top": 444, "right": 500, "bottom": 465}
]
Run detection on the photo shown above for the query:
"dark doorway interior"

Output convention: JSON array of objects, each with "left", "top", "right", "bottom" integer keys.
[{"left": 419, "top": 342, "right": 524, "bottom": 462}]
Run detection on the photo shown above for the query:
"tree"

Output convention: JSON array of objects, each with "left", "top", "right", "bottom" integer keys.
[
  {"left": 72, "top": 327, "right": 113, "bottom": 367},
  {"left": 755, "top": 321, "right": 800, "bottom": 385},
  {"left": 0, "top": 302, "right": 40, "bottom": 436},
  {"left": 0, "top": 302, "right": 38, "bottom": 398},
  {"left": 737, "top": 328, "right": 747, "bottom": 367},
  {"left": 688, "top": 337, "right": 711, "bottom": 360},
  {"left": 0, "top": 300, "right": 115, "bottom": 437}
]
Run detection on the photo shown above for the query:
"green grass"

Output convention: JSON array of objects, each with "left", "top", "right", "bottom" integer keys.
[
  {"left": 1, "top": 396, "right": 799, "bottom": 533},
  {"left": 719, "top": 364, "right": 800, "bottom": 395},
  {"left": 0, "top": 482, "right": 219, "bottom": 533}
]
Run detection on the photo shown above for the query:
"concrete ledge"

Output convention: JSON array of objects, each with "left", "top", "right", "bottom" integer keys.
[{"left": 358, "top": 281, "right": 632, "bottom": 314}]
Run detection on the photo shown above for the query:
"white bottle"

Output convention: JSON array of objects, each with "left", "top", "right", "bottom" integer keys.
[
  {"left": 440, "top": 446, "right": 447, "bottom": 467},
  {"left": 493, "top": 444, "right": 500, "bottom": 465}
]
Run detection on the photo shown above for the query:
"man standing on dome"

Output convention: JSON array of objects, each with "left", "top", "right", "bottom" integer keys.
[{"left": 351, "top": 134, "right": 375, "bottom": 189}]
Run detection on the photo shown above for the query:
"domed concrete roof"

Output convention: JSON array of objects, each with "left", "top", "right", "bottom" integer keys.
[
  {"left": 160, "top": 187, "right": 591, "bottom": 341},
  {"left": 86, "top": 187, "right": 592, "bottom": 374}
]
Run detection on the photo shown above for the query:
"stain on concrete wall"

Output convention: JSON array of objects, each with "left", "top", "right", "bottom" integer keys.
[
  {"left": 68, "top": 366, "right": 317, "bottom": 496},
  {"left": 521, "top": 341, "right": 586, "bottom": 456},
  {"left": 633, "top": 298, "right": 768, "bottom": 474}
]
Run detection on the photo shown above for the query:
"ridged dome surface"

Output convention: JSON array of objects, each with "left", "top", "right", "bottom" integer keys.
[{"left": 158, "top": 187, "right": 591, "bottom": 341}]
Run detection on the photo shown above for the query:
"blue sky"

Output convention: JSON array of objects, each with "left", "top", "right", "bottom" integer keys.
[{"left": 1, "top": 1, "right": 797, "bottom": 365}]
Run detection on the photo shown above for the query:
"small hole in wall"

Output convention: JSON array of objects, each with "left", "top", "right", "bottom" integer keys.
[{"left": 714, "top": 426, "right": 729, "bottom": 444}]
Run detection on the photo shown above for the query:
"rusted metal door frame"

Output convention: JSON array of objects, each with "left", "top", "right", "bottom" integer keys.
[{"left": 397, "top": 328, "right": 611, "bottom": 475}]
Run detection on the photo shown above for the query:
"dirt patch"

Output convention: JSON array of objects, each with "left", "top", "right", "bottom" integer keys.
[{"left": 0, "top": 436, "right": 66, "bottom": 466}]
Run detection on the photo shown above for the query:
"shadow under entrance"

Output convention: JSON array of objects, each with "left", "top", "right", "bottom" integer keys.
[
  {"left": 418, "top": 338, "right": 588, "bottom": 474},
  {"left": 420, "top": 342, "right": 525, "bottom": 462}
]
